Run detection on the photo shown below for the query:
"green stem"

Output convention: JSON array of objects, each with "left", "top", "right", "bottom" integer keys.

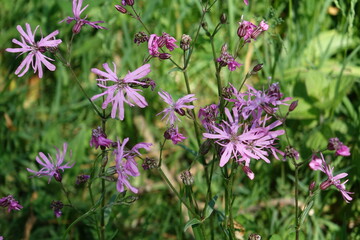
[
  {"left": 100, "top": 113, "right": 107, "bottom": 240},
  {"left": 89, "top": 183, "right": 101, "bottom": 240}
]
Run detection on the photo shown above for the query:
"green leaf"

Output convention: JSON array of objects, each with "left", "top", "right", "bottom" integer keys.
[
  {"left": 184, "top": 218, "right": 202, "bottom": 232},
  {"left": 299, "top": 200, "right": 314, "bottom": 226},
  {"left": 168, "top": 67, "right": 183, "bottom": 73},
  {"left": 269, "top": 234, "right": 282, "bottom": 240},
  {"left": 204, "top": 195, "right": 218, "bottom": 219}
]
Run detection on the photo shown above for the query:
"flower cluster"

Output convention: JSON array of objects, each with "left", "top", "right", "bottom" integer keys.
[
  {"left": 309, "top": 153, "right": 353, "bottom": 203},
  {"left": 217, "top": 44, "right": 242, "bottom": 71},
  {"left": 237, "top": 18, "right": 268, "bottom": 42},
  {"left": 157, "top": 90, "right": 197, "bottom": 144},
  {"left": 148, "top": 32, "right": 178, "bottom": 59},
  {"left": 327, "top": 137, "right": 350, "bottom": 156},
  {"left": 27, "top": 143, "right": 74, "bottom": 183},
  {"left": 0, "top": 195, "right": 23, "bottom": 213}
]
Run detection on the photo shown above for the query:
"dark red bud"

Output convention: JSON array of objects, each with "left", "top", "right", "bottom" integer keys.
[
  {"left": 159, "top": 53, "right": 171, "bottom": 60},
  {"left": 115, "top": 5, "right": 127, "bottom": 14},
  {"left": 252, "top": 63, "right": 263, "bottom": 72},
  {"left": 125, "top": 0, "right": 134, "bottom": 6},
  {"left": 289, "top": 100, "right": 298, "bottom": 112},
  {"left": 220, "top": 13, "right": 227, "bottom": 24},
  {"left": 175, "top": 108, "right": 186, "bottom": 116}
]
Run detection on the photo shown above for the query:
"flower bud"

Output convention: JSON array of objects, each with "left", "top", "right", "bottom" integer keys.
[
  {"left": 199, "top": 139, "right": 212, "bottom": 156},
  {"left": 134, "top": 31, "right": 149, "bottom": 45},
  {"left": 248, "top": 233, "right": 261, "bottom": 240},
  {"left": 220, "top": 13, "right": 227, "bottom": 24},
  {"left": 242, "top": 166, "right": 254, "bottom": 180},
  {"left": 237, "top": 24, "right": 247, "bottom": 38},
  {"left": 262, "top": 104, "right": 274, "bottom": 115},
  {"left": 289, "top": 100, "right": 298, "bottom": 112},
  {"left": 175, "top": 108, "right": 186, "bottom": 116},
  {"left": 180, "top": 170, "right": 194, "bottom": 186},
  {"left": 252, "top": 63, "right": 263, "bottom": 73},
  {"left": 125, "top": 0, "right": 134, "bottom": 6},
  {"left": 72, "top": 21, "right": 84, "bottom": 34},
  {"left": 76, "top": 174, "right": 90, "bottom": 185},
  {"left": 50, "top": 200, "right": 64, "bottom": 218},
  {"left": 38, "top": 46, "right": 47, "bottom": 53},
  {"left": 115, "top": 4, "right": 127, "bottom": 13},
  {"left": 309, "top": 181, "right": 316, "bottom": 193},
  {"left": 159, "top": 53, "right": 171, "bottom": 60},
  {"left": 142, "top": 158, "right": 157, "bottom": 170},
  {"left": 284, "top": 146, "right": 300, "bottom": 160},
  {"left": 180, "top": 34, "right": 192, "bottom": 51}
]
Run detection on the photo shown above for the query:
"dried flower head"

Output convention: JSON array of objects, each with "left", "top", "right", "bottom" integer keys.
[{"left": 50, "top": 200, "right": 64, "bottom": 218}]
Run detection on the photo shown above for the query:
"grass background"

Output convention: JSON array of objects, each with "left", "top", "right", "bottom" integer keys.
[{"left": 0, "top": 0, "right": 359, "bottom": 239}]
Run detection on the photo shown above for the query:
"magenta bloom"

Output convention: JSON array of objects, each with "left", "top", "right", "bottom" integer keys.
[
  {"left": 6, "top": 23, "right": 62, "bottom": 78},
  {"left": 0, "top": 195, "right": 23, "bottom": 213},
  {"left": 203, "top": 108, "right": 284, "bottom": 168},
  {"left": 237, "top": 18, "right": 268, "bottom": 41},
  {"left": 61, "top": 0, "right": 106, "bottom": 34},
  {"left": 50, "top": 200, "right": 64, "bottom": 218},
  {"left": 90, "top": 126, "right": 113, "bottom": 149},
  {"left": 164, "top": 126, "right": 187, "bottom": 144},
  {"left": 114, "top": 138, "right": 139, "bottom": 193},
  {"left": 328, "top": 138, "right": 350, "bottom": 156},
  {"left": 157, "top": 90, "right": 196, "bottom": 125},
  {"left": 27, "top": 143, "right": 74, "bottom": 183},
  {"left": 217, "top": 44, "right": 242, "bottom": 71},
  {"left": 91, "top": 63, "right": 151, "bottom": 120},
  {"left": 148, "top": 32, "right": 178, "bottom": 57},
  {"left": 309, "top": 153, "right": 354, "bottom": 203},
  {"left": 198, "top": 104, "right": 219, "bottom": 131},
  {"left": 244, "top": 0, "right": 249, "bottom": 5}
]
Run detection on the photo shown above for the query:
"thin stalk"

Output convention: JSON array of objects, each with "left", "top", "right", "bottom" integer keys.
[
  {"left": 100, "top": 111, "right": 107, "bottom": 240},
  {"left": 294, "top": 163, "right": 300, "bottom": 240},
  {"left": 89, "top": 183, "right": 101, "bottom": 240}
]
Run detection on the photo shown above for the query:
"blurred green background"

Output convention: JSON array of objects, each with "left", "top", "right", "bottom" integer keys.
[{"left": 0, "top": 0, "right": 359, "bottom": 239}]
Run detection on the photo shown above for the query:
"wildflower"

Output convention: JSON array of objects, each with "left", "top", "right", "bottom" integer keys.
[
  {"left": 50, "top": 200, "right": 64, "bottom": 218},
  {"left": 90, "top": 126, "right": 113, "bottom": 149},
  {"left": 237, "top": 18, "right": 268, "bottom": 41},
  {"left": 180, "top": 34, "right": 192, "bottom": 51},
  {"left": 115, "top": 5, "right": 127, "bottom": 14},
  {"left": 243, "top": 0, "right": 249, "bottom": 5},
  {"left": 284, "top": 146, "right": 300, "bottom": 161},
  {"left": 0, "top": 195, "right": 23, "bottom": 213},
  {"left": 91, "top": 63, "right": 151, "bottom": 120},
  {"left": 6, "top": 23, "right": 62, "bottom": 78},
  {"left": 217, "top": 44, "right": 242, "bottom": 71},
  {"left": 164, "top": 126, "right": 186, "bottom": 144},
  {"left": 242, "top": 166, "right": 254, "bottom": 180},
  {"left": 60, "top": 0, "right": 106, "bottom": 34},
  {"left": 114, "top": 138, "right": 139, "bottom": 193},
  {"left": 250, "top": 20, "right": 269, "bottom": 40},
  {"left": 148, "top": 32, "right": 178, "bottom": 57},
  {"left": 309, "top": 153, "right": 354, "bottom": 203},
  {"left": 76, "top": 174, "right": 90, "bottom": 185},
  {"left": 157, "top": 90, "right": 196, "bottom": 125},
  {"left": 327, "top": 138, "right": 350, "bottom": 156},
  {"left": 203, "top": 108, "right": 284, "bottom": 167},
  {"left": 27, "top": 143, "right": 74, "bottom": 183}
]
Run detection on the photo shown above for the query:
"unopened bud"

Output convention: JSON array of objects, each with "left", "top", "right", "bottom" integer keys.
[
  {"left": 289, "top": 100, "right": 298, "bottom": 112},
  {"left": 186, "top": 109, "right": 195, "bottom": 120},
  {"left": 125, "top": 0, "right": 134, "bottom": 6},
  {"left": 242, "top": 166, "right": 254, "bottom": 180},
  {"left": 180, "top": 34, "right": 192, "bottom": 51},
  {"left": 248, "top": 233, "right": 261, "bottom": 240},
  {"left": 284, "top": 146, "right": 300, "bottom": 160},
  {"left": 252, "top": 63, "right": 263, "bottom": 73},
  {"left": 134, "top": 31, "right": 149, "bottom": 45},
  {"left": 220, "top": 13, "right": 227, "bottom": 24},
  {"left": 201, "top": 22, "right": 208, "bottom": 31},
  {"left": 180, "top": 170, "right": 194, "bottom": 185},
  {"left": 199, "top": 139, "right": 212, "bottom": 156},
  {"left": 237, "top": 25, "right": 247, "bottom": 38},
  {"left": 159, "top": 53, "right": 171, "bottom": 60},
  {"left": 76, "top": 174, "right": 90, "bottom": 185},
  {"left": 72, "top": 21, "right": 84, "bottom": 34},
  {"left": 115, "top": 4, "right": 127, "bottom": 13},
  {"left": 320, "top": 179, "right": 332, "bottom": 190}
]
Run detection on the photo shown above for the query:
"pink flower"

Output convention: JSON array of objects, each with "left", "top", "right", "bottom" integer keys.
[
  {"left": 27, "top": 143, "right": 74, "bottom": 183},
  {"left": 198, "top": 104, "right": 219, "bottom": 131},
  {"left": 90, "top": 126, "right": 113, "bottom": 149},
  {"left": 203, "top": 108, "right": 284, "bottom": 168},
  {"left": 6, "top": 23, "right": 62, "bottom": 78},
  {"left": 327, "top": 138, "right": 350, "bottom": 156},
  {"left": 157, "top": 90, "right": 196, "bottom": 125},
  {"left": 114, "top": 138, "right": 140, "bottom": 193},
  {"left": 164, "top": 126, "right": 187, "bottom": 144},
  {"left": 309, "top": 153, "right": 354, "bottom": 203},
  {"left": 91, "top": 63, "right": 151, "bottom": 120},
  {"left": 148, "top": 32, "right": 178, "bottom": 57},
  {"left": 60, "top": 0, "right": 106, "bottom": 34},
  {"left": 237, "top": 18, "right": 268, "bottom": 41},
  {"left": 244, "top": 0, "right": 249, "bottom": 5},
  {"left": 0, "top": 195, "right": 23, "bottom": 213},
  {"left": 217, "top": 44, "right": 242, "bottom": 71}
]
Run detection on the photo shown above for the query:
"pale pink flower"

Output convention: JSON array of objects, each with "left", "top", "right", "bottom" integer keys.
[
  {"left": 6, "top": 23, "right": 62, "bottom": 78},
  {"left": 164, "top": 126, "right": 187, "bottom": 144},
  {"left": 27, "top": 143, "right": 74, "bottom": 183},
  {"left": 90, "top": 126, "right": 112, "bottom": 149},
  {"left": 91, "top": 63, "right": 151, "bottom": 120},
  {"left": 217, "top": 44, "right": 242, "bottom": 71},
  {"left": 60, "top": 0, "right": 106, "bottom": 34},
  {"left": 157, "top": 90, "right": 196, "bottom": 125},
  {"left": 0, "top": 195, "right": 23, "bottom": 213},
  {"left": 309, "top": 153, "right": 354, "bottom": 203},
  {"left": 148, "top": 32, "right": 178, "bottom": 57},
  {"left": 237, "top": 18, "right": 268, "bottom": 41},
  {"left": 114, "top": 138, "right": 139, "bottom": 193}
]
